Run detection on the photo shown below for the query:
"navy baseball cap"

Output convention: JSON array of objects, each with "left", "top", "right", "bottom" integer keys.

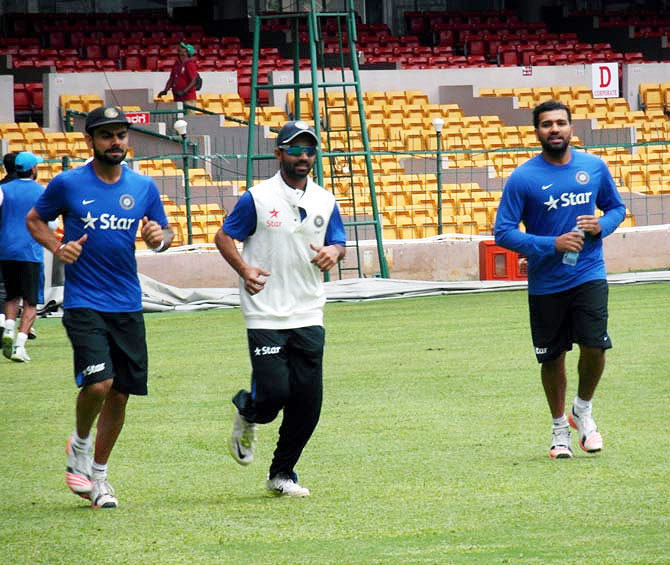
[
  {"left": 14, "top": 151, "right": 43, "bottom": 172},
  {"left": 276, "top": 120, "right": 319, "bottom": 146},
  {"left": 85, "top": 105, "right": 131, "bottom": 133}
]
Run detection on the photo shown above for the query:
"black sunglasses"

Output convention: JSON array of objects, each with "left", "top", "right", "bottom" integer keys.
[{"left": 279, "top": 145, "right": 317, "bottom": 157}]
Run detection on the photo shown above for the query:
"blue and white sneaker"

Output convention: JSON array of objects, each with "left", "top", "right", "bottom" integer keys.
[
  {"left": 266, "top": 472, "right": 310, "bottom": 497},
  {"left": 228, "top": 407, "right": 257, "bottom": 466}
]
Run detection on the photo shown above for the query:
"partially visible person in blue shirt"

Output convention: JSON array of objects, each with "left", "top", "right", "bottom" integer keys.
[
  {"left": 0, "top": 151, "right": 44, "bottom": 362},
  {"left": 0, "top": 152, "right": 18, "bottom": 332},
  {"left": 494, "top": 100, "right": 625, "bottom": 461}
]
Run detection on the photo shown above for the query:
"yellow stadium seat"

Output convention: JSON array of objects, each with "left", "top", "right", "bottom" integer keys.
[
  {"left": 570, "top": 85, "right": 592, "bottom": 101},
  {"left": 532, "top": 86, "right": 553, "bottom": 102},
  {"left": 363, "top": 91, "right": 386, "bottom": 107},
  {"left": 606, "top": 97, "right": 629, "bottom": 112},
  {"left": 1, "top": 131, "right": 25, "bottom": 141},
  {"left": 455, "top": 213, "right": 478, "bottom": 234},
  {"left": 512, "top": 87, "right": 534, "bottom": 108},
  {"left": 326, "top": 91, "right": 347, "bottom": 108},
  {"left": 481, "top": 127, "right": 504, "bottom": 149},
  {"left": 204, "top": 101, "right": 225, "bottom": 114},
  {"left": 365, "top": 104, "right": 385, "bottom": 122},
  {"left": 81, "top": 94, "right": 104, "bottom": 112},
  {"left": 501, "top": 126, "right": 522, "bottom": 147},
  {"left": 480, "top": 115, "right": 503, "bottom": 127},
  {"left": 604, "top": 111, "right": 629, "bottom": 128},
  {"left": 385, "top": 90, "right": 407, "bottom": 106},
  {"left": 624, "top": 169, "right": 648, "bottom": 192},
  {"left": 0, "top": 122, "right": 20, "bottom": 133},
  {"left": 640, "top": 83, "right": 663, "bottom": 111},
  {"left": 405, "top": 90, "right": 429, "bottom": 105},
  {"left": 401, "top": 104, "right": 426, "bottom": 119},
  {"left": 402, "top": 117, "right": 424, "bottom": 131},
  {"left": 17, "top": 122, "right": 41, "bottom": 133}
]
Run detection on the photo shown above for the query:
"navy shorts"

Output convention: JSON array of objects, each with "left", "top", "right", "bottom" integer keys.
[
  {"left": 62, "top": 308, "right": 148, "bottom": 395},
  {"left": 528, "top": 280, "right": 612, "bottom": 363},
  {"left": 0, "top": 261, "right": 41, "bottom": 305}
]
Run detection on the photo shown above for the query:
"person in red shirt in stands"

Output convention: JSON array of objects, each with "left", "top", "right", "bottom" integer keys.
[{"left": 158, "top": 42, "right": 198, "bottom": 103}]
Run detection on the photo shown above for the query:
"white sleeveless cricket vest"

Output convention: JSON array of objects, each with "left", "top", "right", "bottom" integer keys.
[{"left": 241, "top": 172, "right": 336, "bottom": 329}]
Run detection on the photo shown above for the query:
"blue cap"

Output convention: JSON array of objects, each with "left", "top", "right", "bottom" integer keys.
[
  {"left": 14, "top": 151, "right": 43, "bottom": 172},
  {"left": 276, "top": 120, "right": 319, "bottom": 146}
]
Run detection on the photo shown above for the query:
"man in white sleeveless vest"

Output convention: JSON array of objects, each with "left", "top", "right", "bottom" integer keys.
[{"left": 215, "top": 120, "right": 346, "bottom": 497}]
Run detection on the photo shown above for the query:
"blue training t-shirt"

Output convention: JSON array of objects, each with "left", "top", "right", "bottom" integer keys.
[
  {"left": 494, "top": 149, "right": 625, "bottom": 295},
  {"left": 34, "top": 163, "right": 168, "bottom": 312},
  {"left": 224, "top": 189, "right": 347, "bottom": 245},
  {"left": 0, "top": 178, "right": 44, "bottom": 263}
]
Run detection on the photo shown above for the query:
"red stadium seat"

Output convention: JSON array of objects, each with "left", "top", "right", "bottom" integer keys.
[
  {"left": 498, "top": 49, "right": 519, "bottom": 66},
  {"left": 122, "top": 54, "right": 143, "bottom": 71},
  {"left": 14, "top": 84, "right": 32, "bottom": 120},
  {"left": 105, "top": 43, "right": 121, "bottom": 60},
  {"left": 143, "top": 55, "right": 158, "bottom": 71},
  {"left": 48, "top": 31, "right": 66, "bottom": 49},
  {"left": 95, "top": 59, "right": 119, "bottom": 71},
  {"left": 85, "top": 44, "right": 103, "bottom": 60}
]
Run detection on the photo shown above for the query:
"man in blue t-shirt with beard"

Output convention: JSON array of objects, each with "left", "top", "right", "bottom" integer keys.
[
  {"left": 27, "top": 106, "right": 174, "bottom": 509},
  {"left": 494, "top": 100, "right": 625, "bottom": 460}
]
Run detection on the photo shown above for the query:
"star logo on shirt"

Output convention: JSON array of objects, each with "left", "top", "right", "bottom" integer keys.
[
  {"left": 269, "top": 209, "right": 279, "bottom": 218},
  {"left": 254, "top": 347, "right": 261, "bottom": 356},
  {"left": 544, "top": 195, "right": 559, "bottom": 211},
  {"left": 81, "top": 211, "right": 98, "bottom": 229}
]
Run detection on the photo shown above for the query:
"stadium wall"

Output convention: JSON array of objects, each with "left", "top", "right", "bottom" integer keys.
[
  {"left": 271, "top": 63, "right": 670, "bottom": 112},
  {"left": 136, "top": 227, "right": 670, "bottom": 288},
  {"left": 0, "top": 74, "right": 13, "bottom": 121}
]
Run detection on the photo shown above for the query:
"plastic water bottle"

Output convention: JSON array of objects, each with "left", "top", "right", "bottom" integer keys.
[{"left": 562, "top": 226, "right": 584, "bottom": 266}]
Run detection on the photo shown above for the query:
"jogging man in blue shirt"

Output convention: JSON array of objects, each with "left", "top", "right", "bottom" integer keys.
[
  {"left": 0, "top": 151, "right": 44, "bottom": 362},
  {"left": 27, "top": 106, "right": 174, "bottom": 508},
  {"left": 494, "top": 100, "right": 625, "bottom": 459},
  {"left": 216, "top": 121, "right": 346, "bottom": 497}
]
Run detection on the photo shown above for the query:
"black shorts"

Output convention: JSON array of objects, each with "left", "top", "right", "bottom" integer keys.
[
  {"left": 247, "top": 326, "right": 325, "bottom": 406},
  {"left": 0, "top": 261, "right": 40, "bottom": 305},
  {"left": 528, "top": 279, "right": 612, "bottom": 363},
  {"left": 62, "top": 308, "right": 148, "bottom": 395}
]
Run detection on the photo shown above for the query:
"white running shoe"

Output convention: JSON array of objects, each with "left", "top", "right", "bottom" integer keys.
[
  {"left": 91, "top": 478, "right": 118, "bottom": 508},
  {"left": 266, "top": 473, "right": 310, "bottom": 497},
  {"left": 549, "top": 425, "right": 573, "bottom": 459},
  {"left": 568, "top": 408, "right": 603, "bottom": 453},
  {"left": 65, "top": 436, "right": 93, "bottom": 499},
  {"left": 2, "top": 329, "right": 14, "bottom": 359},
  {"left": 228, "top": 407, "right": 257, "bottom": 466},
  {"left": 10, "top": 344, "right": 31, "bottom": 362}
]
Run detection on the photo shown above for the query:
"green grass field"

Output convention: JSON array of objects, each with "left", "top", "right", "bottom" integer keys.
[{"left": 1, "top": 283, "right": 669, "bottom": 564}]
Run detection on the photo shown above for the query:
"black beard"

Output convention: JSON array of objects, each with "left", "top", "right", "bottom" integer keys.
[
  {"left": 540, "top": 138, "right": 569, "bottom": 158},
  {"left": 94, "top": 147, "right": 127, "bottom": 165},
  {"left": 282, "top": 159, "right": 312, "bottom": 179}
]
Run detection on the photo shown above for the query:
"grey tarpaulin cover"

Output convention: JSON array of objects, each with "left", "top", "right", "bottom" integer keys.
[
  {"left": 138, "top": 270, "right": 670, "bottom": 312},
  {"left": 41, "top": 271, "right": 670, "bottom": 315}
]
